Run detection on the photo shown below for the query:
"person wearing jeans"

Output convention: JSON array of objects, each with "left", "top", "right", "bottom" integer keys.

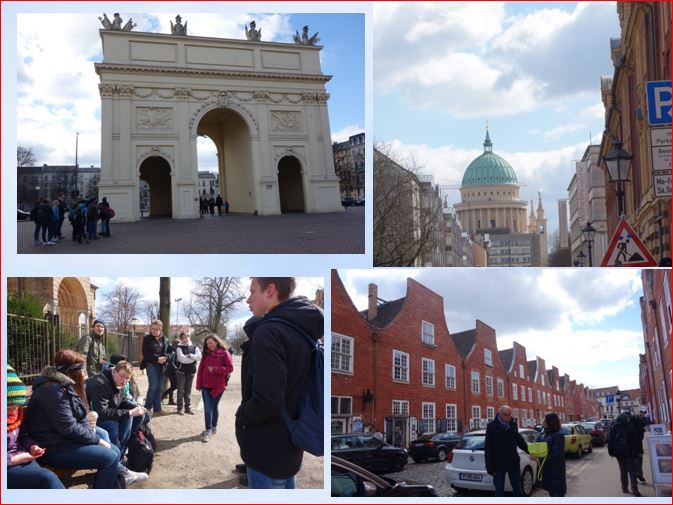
[
  {"left": 246, "top": 466, "right": 296, "bottom": 489},
  {"left": 175, "top": 331, "right": 201, "bottom": 415},
  {"left": 141, "top": 319, "right": 169, "bottom": 416},
  {"left": 196, "top": 334, "right": 233, "bottom": 442}
]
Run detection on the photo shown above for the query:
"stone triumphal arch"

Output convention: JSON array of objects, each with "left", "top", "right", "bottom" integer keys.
[{"left": 95, "top": 18, "right": 343, "bottom": 221}]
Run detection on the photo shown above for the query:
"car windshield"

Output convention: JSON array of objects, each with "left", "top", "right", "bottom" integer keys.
[
  {"left": 580, "top": 423, "right": 596, "bottom": 430},
  {"left": 435, "top": 433, "right": 460, "bottom": 441},
  {"left": 560, "top": 425, "right": 573, "bottom": 435},
  {"left": 457, "top": 434, "right": 485, "bottom": 450}
]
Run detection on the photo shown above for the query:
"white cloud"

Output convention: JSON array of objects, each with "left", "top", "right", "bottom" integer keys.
[
  {"left": 529, "top": 123, "right": 587, "bottom": 142},
  {"left": 331, "top": 124, "right": 364, "bottom": 143}
]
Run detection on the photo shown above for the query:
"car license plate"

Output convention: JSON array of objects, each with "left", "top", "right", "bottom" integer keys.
[
  {"left": 413, "top": 442, "right": 424, "bottom": 447},
  {"left": 459, "top": 473, "right": 482, "bottom": 482}
]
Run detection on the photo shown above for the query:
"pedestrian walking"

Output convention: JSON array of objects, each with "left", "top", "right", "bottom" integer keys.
[
  {"left": 608, "top": 410, "right": 642, "bottom": 497},
  {"left": 174, "top": 331, "right": 201, "bottom": 415},
  {"left": 632, "top": 407, "right": 649, "bottom": 482},
  {"left": 196, "top": 334, "right": 233, "bottom": 442},
  {"left": 76, "top": 319, "right": 108, "bottom": 378},
  {"left": 484, "top": 404, "right": 531, "bottom": 497},
  {"left": 236, "top": 277, "right": 324, "bottom": 489},
  {"left": 141, "top": 319, "right": 170, "bottom": 416},
  {"left": 208, "top": 196, "right": 215, "bottom": 215},
  {"left": 534, "top": 412, "right": 566, "bottom": 497},
  {"left": 216, "top": 195, "right": 223, "bottom": 215}
]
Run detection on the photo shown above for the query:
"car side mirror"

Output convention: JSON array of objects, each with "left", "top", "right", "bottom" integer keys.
[{"left": 363, "top": 481, "right": 378, "bottom": 497}]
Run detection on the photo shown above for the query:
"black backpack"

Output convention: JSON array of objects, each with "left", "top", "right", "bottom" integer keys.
[
  {"left": 611, "top": 427, "right": 631, "bottom": 457},
  {"left": 126, "top": 429, "right": 154, "bottom": 474}
]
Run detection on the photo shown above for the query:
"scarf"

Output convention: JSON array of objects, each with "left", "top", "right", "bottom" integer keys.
[{"left": 7, "top": 406, "right": 23, "bottom": 433}]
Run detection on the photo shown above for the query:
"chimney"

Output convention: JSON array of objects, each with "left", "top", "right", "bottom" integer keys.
[{"left": 367, "top": 283, "right": 378, "bottom": 321}]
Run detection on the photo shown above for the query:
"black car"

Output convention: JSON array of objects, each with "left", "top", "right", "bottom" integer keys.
[
  {"left": 332, "top": 456, "right": 437, "bottom": 497},
  {"left": 408, "top": 432, "right": 462, "bottom": 462},
  {"left": 332, "top": 433, "right": 408, "bottom": 473},
  {"left": 341, "top": 197, "right": 358, "bottom": 207}
]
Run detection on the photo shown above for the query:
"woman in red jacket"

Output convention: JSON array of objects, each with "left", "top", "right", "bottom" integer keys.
[{"left": 196, "top": 334, "right": 234, "bottom": 443}]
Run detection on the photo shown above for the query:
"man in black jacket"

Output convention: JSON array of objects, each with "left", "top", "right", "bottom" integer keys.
[
  {"left": 235, "top": 277, "right": 323, "bottom": 489},
  {"left": 608, "top": 410, "right": 642, "bottom": 496},
  {"left": 484, "top": 405, "right": 530, "bottom": 496}
]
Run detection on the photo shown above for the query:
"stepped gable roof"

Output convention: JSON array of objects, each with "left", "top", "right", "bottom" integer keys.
[
  {"left": 499, "top": 348, "right": 514, "bottom": 371},
  {"left": 527, "top": 359, "right": 538, "bottom": 378},
  {"left": 451, "top": 329, "right": 477, "bottom": 359}
]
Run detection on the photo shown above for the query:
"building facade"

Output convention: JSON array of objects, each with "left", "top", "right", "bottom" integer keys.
[
  {"left": 557, "top": 199, "right": 570, "bottom": 249},
  {"left": 18, "top": 165, "right": 101, "bottom": 209},
  {"left": 332, "top": 133, "right": 365, "bottom": 201}
]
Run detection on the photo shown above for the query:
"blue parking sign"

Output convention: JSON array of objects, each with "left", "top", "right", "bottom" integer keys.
[
  {"left": 606, "top": 394, "right": 614, "bottom": 404},
  {"left": 647, "top": 80, "right": 672, "bottom": 125}
]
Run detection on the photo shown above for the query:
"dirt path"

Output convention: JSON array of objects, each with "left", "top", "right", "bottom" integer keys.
[{"left": 72, "top": 356, "right": 323, "bottom": 489}]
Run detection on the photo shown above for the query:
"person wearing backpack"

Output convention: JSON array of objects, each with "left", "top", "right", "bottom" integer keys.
[
  {"left": 235, "top": 277, "right": 324, "bottom": 489},
  {"left": 608, "top": 410, "right": 642, "bottom": 497},
  {"left": 196, "top": 334, "right": 233, "bottom": 442},
  {"left": 175, "top": 331, "right": 201, "bottom": 415},
  {"left": 98, "top": 197, "right": 111, "bottom": 237}
]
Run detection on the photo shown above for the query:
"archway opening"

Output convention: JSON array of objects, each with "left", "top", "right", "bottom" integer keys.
[
  {"left": 57, "top": 278, "right": 89, "bottom": 328},
  {"left": 197, "top": 107, "right": 254, "bottom": 213},
  {"left": 139, "top": 156, "right": 172, "bottom": 217},
  {"left": 278, "top": 156, "right": 305, "bottom": 213}
]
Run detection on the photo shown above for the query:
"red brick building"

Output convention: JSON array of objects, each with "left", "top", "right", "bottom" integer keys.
[
  {"left": 499, "top": 342, "right": 536, "bottom": 428},
  {"left": 528, "top": 357, "right": 553, "bottom": 424}
]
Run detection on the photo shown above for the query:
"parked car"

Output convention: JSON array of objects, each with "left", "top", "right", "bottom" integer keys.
[
  {"left": 332, "top": 433, "right": 409, "bottom": 473},
  {"left": 17, "top": 209, "right": 31, "bottom": 221},
  {"left": 597, "top": 419, "right": 612, "bottom": 433},
  {"left": 579, "top": 421, "right": 608, "bottom": 446},
  {"left": 561, "top": 423, "right": 593, "bottom": 458},
  {"left": 356, "top": 198, "right": 365, "bottom": 206},
  {"left": 408, "top": 432, "right": 462, "bottom": 463},
  {"left": 332, "top": 456, "right": 437, "bottom": 497},
  {"left": 445, "top": 429, "right": 539, "bottom": 496},
  {"left": 341, "top": 197, "right": 358, "bottom": 207}
]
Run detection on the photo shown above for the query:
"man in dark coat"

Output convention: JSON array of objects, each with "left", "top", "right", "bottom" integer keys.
[
  {"left": 609, "top": 410, "right": 642, "bottom": 496},
  {"left": 235, "top": 277, "right": 323, "bottom": 489},
  {"left": 484, "top": 404, "right": 530, "bottom": 496},
  {"left": 632, "top": 407, "right": 648, "bottom": 482}
]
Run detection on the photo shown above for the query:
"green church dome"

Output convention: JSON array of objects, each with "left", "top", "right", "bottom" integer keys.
[{"left": 461, "top": 130, "right": 518, "bottom": 187}]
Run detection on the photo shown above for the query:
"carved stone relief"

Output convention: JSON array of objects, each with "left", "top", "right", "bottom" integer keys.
[
  {"left": 136, "top": 107, "right": 174, "bottom": 128},
  {"left": 271, "top": 111, "right": 302, "bottom": 132}
]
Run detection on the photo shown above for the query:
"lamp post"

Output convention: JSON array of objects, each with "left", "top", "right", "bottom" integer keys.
[
  {"left": 602, "top": 139, "right": 632, "bottom": 218},
  {"left": 73, "top": 132, "right": 79, "bottom": 199},
  {"left": 615, "top": 389, "right": 622, "bottom": 417},
  {"left": 577, "top": 250, "right": 586, "bottom": 267},
  {"left": 581, "top": 221, "right": 596, "bottom": 267},
  {"left": 174, "top": 297, "right": 182, "bottom": 329}
]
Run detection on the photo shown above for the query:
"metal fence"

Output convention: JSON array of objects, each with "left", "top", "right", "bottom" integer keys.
[{"left": 7, "top": 313, "right": 144, "bottom": 383}]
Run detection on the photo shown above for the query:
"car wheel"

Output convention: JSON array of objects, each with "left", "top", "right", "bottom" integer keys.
[
  {"left": 576, "top": 445, "right": 583, "bottom": 459},
  {"left": 391, "top": 456, "right": 406, "bottom": 472},
  {"left": 521, "top": 467, "right": 534, "bottom": 497},
  {"left": 437, "top": 448, "right": 448, "bottom": 462}
]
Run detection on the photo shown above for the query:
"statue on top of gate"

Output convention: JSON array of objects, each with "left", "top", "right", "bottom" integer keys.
[
  {"left": 293, "top": 25, "right": 320, "bottom": 45},
  {"left": 170, "top": 15, "right": 188, "bottom": 36},
  {"left": 99, "top": 13, "right": 136, "bottom": 31},
  {"left": 245, "top": 21, "right": 262, "bottom": 41}
]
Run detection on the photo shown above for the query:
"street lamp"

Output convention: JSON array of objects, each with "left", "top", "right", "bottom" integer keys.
[
  {"left": 577, "top": 250, "right": 586, "bottom": 267},
  {"left": 174, "top": 297, "right": 182, "bottom": 328},
  {"left": 581, "top": 221, "right": 596, "bottom": 267},
  {"left": 602, "top": 139, "right": 632, "bottom": 218},
  {"left": 73, "top": 132, "right": 79, "bottom": 199}
]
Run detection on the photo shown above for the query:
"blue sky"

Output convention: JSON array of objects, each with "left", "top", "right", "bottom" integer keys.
[
  {"left": 339, "top": 268, "right": 645, "bottom": 390},
  {"left": 15, "top": 9, "right": 364, "bottom": 171},
  {"left": 374, "top": 1, "right": 621, "bottom": 240}
]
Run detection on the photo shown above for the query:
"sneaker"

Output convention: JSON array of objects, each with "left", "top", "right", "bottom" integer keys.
[
  {"left": 123, "top": 468, "right": 149, "bottom": 486},
  {"left": 185, "top": 408, "right": 195, "bottom": 415},
  {"left": 201, "top": 430, "right": 211, "bottom": 443},
  {"left": 46, "top": 241, "right": 56, "bottom": 246},
  {"left": 637, "top": 476, "right": 646, "bottom": 483},
  {"left": 211, "top": 427, "right": 217, "bottom": 434}
]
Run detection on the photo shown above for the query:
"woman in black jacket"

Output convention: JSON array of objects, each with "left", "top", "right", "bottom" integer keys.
[
  {"left": 24, "top": 350, "right": 120, "bottom": 488},
  {"left": 535, "top": 412, "right": 566, "bottom": 497},
  {"left": 141, "top": 319, "right": 169, "bottom": 416}
]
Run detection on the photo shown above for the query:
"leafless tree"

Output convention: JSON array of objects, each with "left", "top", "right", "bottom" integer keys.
[
  {"left": 143, "top": 299, "right": 159, "bottom": 325},
  {"left": 159, "top": 277, "right": 171, "bottom": 332},
  {"left": 226, "top": 323, "right": 248, "bottom": 354},
  {"left": 374, "top": 143, "right": 442, "bottom": 266},
  {"left": 99, "top": 282, "right": 141, "bottom": 333},
  {"left": 184, "top": 277, "right": 245, "bottom": 340},
  {"left": 17, "top": 147, "right": 36, "bottom": 167}
]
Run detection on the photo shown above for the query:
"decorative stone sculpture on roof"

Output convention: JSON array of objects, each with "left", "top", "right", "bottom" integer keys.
[
  {"left": 170, "top": 15, "right": 187, "bottom": 36},
  {"left": 245, "top": 21, "right": 262, "bottom": 41},
  {"left": 99, "top": 13, "right": 136, "bottom": 31},
  {"left": 293, "top": 25, "right": 320, "bottom": 45}
]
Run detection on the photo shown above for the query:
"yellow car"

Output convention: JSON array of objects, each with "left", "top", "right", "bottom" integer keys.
[{"left": 561, "top": 423, "right": 593, "bottom": 458}]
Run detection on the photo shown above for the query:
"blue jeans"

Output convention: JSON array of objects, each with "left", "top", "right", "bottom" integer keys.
[
  {"left": 145, "top": 364, "right": 164, "bottom": 413},
  {"left": 99, "top": 416, "right": 139, "bottom": 456},
  {"left": 87, "top": 219, "right": 97, "bottom": 239},
  {"left": 39, "top": 443, "right": 120, "bottom": 489},
  {"left": 7, "top": 459, "right": 65, "bottom": 489},
  {"left": 493, "top": 464, "right": 524, "bottom": 497},
  {"left": 247, "top": 465, "right": 296, "bottom": 489},
  {"left": 33, "top": 222, "right": 48, "bottom": 242},
  {"left": 201, "top": 387, "right": 223, "bottom": 431}
]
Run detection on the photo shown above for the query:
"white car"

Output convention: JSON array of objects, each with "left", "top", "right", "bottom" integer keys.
[{"left": 445, "top": 428, "right": 539, "bottom": 496}]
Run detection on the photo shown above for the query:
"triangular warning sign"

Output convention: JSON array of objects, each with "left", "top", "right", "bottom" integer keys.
[{"left": 601, "top": 218, "right": 657, "bottom": 267}]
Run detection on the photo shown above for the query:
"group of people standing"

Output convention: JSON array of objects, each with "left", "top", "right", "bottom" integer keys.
[
  {"left": 30, "top": 193, "right": 113, "bottom": 247},
  {"left": 199, "top": 195, "right": 229, "bottom": 216}
]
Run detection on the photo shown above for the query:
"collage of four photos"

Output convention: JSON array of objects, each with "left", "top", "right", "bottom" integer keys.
[{"left": 3, "top": 1, "right": 671, "bottom": 503}]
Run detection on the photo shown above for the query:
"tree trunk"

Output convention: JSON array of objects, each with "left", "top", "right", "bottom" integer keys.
[{"left": 159, "top": 277, "right": 171, "bottom": 336}]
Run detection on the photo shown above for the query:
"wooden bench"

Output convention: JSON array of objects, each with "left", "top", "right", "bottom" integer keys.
[{"left": 39, "top": 463, "right": 96, "bottom": 488}]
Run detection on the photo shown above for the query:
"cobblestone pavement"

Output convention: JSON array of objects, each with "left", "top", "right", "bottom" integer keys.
[
  {"left": 17, "top": 206, "right": 364, "bottom": 254},
  {"left": 382, "top": 443, "right": 657, "bottom": 497}
]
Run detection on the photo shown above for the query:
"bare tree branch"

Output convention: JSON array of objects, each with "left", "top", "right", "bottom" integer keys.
[
  {"left": 99, "top": 282, "right": 141, "bottom": 333},
  {"left": 184, "top": 277, "right": 246, "bottom": 341},
  {"left": 17, "top": 147, "right": 36, "bottom": 167}
]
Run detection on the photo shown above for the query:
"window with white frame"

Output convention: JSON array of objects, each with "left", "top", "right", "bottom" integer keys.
[
  {"left": 497, "top": 378, "right": 504, "bottom": 398},
  {"left": 421, "top": 320, "right": 435, "bottom": 345},
  {"left": 485, "top": 376, "right": 493, "bottom": 396},
  {"left": 537, "top": 390, "right": 542, "bottom": 403},
  {"left": 392, "top": 400, "right": 409, "bottom": 416},
  {"left": 664, "top": 275, "right": 671, "bottom": 333},
  {"left": 445, "top": 364, "right": 456, "bottom": 390},
  {"left": 529, "top": 409, "right": 534, "bottom": 421},
  {"left": 393, "top": 350, "right": 409, "bottom": 382},
  {"left": 470, "top": 406, "right": 482, "bottom": 429},
  {"left": 446, "top": 404, "right": 458, "bottom": 431},
  {"left": 331, "top": 396, "right": 352, "bottom": 415},
  {"left": 660, "top": 302, "right": 670, "bottom": 345},
  {"left": 541, "top": 374, "right": 545, "bottom": 386},
  {"left": 528, "top": 387, "right": 533, "bottom": 402},
  {"left": 331, "top": 333, "right": 353, "bottom": 373},
  {"left": 512, "top": 383, "right": 518, "bottom": 400},
  {"left": 471, "top": 371, "right": 480, "bottom": 394},
  {"left": 519, "top": 364, "right": 525, "bottom": 378},
  {"left": 486, "top": 406, "right": 495, "bottom": 421},
  {"left": 514, "top": 408, "right": 519, "bottom": 421},
  {"left": 520, "top": 385, "right": 526, "bottom": 402},
  {"left": 484, "top": 348, "right": 493, "bottom": 367},
  {"left": 421, "top": 402, "right": 435, "bottom": 433},
  {"left": 422, "top": 358, "right": 435, "bottom": 386}
]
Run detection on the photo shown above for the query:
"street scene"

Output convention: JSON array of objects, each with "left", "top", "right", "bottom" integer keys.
[
  {"left": 331, "top": 268, "right": 672, "bottom": 497},
  {"left": 373, "top": 1, "right": 670, "bottom": 267},
  {"left": 15, "top": 11, "right": 365, "bottom": 254}
]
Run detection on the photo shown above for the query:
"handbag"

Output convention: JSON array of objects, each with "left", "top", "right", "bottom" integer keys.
[{"left": 528, "top": 441, "right": 548, "bottom": 458}]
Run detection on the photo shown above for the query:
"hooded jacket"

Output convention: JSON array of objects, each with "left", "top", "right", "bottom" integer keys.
[
  {"left": 235, "top": 296, "right": 323, "bottom": 479},
  {"left": 24, "top": 367, "right": 100, "bottom": 452},
  {"left": 85, "top": 368, "right": 136, "bottom": 422},
  {"left": 196, "top": 347, "right": 234, "bottom": 398}
]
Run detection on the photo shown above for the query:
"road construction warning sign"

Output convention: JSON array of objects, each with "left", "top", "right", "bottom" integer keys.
[{"left": 601, "top": 218, "right": 657, "bottom": 267}]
